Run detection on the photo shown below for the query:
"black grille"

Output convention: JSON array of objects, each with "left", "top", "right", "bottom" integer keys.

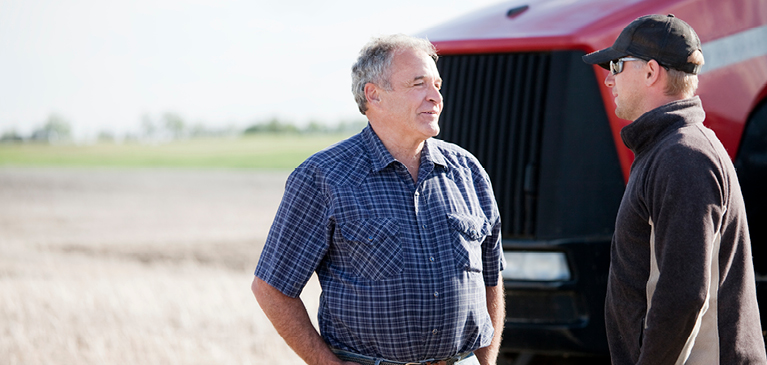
[
  {"left": 505, "top": 291, "right": 582, "bottom": 324},
  {"left": 437, "top": 53, "right": 551, "bottom": 238}
]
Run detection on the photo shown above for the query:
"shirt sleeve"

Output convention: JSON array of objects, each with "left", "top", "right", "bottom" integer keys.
[
  {"left": 481, "top": 217, "right": 504, "bottom": 286},
  {"left": 476, "top": 167, "right": 505, "bottom": 286},
  {"left": 254, "top": 166, "right": 330, "bottom": 298},
  {"left": 637, "top": 145, "right": 725, "bottom": 364}
]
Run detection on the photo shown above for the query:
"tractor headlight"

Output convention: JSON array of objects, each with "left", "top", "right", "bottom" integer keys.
[{"left": 502, "top": 251, "right": 571, "bottom": 281}]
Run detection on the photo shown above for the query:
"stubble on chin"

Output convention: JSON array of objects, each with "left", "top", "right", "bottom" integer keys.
[{"left": 614, "top": 104, "right": 636, "bottom": 122}]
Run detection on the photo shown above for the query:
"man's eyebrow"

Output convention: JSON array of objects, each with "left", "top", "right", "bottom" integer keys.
[{"left": 413, "top": 75, "right": 442, "bottom": 83}]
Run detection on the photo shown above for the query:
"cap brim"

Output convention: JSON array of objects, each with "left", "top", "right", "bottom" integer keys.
[{"left": 582, "top": 47, "right": 626, "bottom": 70}]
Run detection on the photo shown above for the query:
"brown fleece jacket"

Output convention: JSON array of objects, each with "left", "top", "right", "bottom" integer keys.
[{"left": 605, "top": 96, "right": 766, "bottom": 364}]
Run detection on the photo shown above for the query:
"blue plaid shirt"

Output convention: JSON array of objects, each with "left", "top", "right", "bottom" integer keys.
[{"left": 255, "top": 125, "right": 504, "bottom": 361}]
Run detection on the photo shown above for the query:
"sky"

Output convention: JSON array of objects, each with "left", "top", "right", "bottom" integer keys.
[{"left": 0, "top": 0, "right": 506, "bottom": 140}]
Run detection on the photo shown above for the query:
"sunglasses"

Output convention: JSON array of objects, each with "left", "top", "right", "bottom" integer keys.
[{"left": 609, "top": 57, "right": 643, "bottom": 75}]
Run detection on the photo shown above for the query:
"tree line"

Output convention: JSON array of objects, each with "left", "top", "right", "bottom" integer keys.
[{"left": 0, "top": 113, "right": 367, "bottom": 144}]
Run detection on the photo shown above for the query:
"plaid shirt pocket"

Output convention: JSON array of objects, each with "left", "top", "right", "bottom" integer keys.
[
  {"left": 447, "top": 213, "right": 491, "bottom": 273},
  {"left": 339, "top": 217, "right": 403, "bottom": 281}
]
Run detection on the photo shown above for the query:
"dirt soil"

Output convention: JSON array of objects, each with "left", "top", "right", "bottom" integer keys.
[{"left": 0, "top": 167, "right": 288, "bottom": 263}]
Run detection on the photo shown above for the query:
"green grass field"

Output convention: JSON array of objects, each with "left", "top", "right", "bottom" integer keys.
[{"left": 0, "top": 133, "right": 353, "bottom": 169}]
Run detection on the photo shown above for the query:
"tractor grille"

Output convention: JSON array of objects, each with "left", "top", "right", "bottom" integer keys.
[{"left": 437, "top": 53, "right": 551, "bottom": 238}]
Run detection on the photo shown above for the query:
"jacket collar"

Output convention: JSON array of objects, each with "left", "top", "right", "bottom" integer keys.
[{"left": 620, "top": 96, "right": 705, "bottom": 155}]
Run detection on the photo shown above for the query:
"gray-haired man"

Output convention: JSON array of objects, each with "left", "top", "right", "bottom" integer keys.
[{"left": 252, "top": 34, "right": 506, "bottom": 365}]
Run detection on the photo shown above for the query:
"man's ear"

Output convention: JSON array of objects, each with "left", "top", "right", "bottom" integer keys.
[
  {"left": 645, "top": 60, "right": 662, "bottom": 86},
  {"left": 364, "top": 83, "right": 380, "bottom": 107}
]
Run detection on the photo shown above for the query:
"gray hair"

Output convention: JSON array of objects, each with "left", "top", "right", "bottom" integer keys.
[{"left": 351, "top": 34, "right": 438, "bottom": 115}]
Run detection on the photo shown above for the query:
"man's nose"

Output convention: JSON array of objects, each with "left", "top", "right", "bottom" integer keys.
[
  {"left": 428, "top": 84, "right": 443, "bottom": 103},
  {"left": 605, "top": 72, "right": 615, "bottom": 87}
]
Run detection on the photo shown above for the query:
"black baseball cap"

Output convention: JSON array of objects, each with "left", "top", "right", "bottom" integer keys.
[{"left": 582, "top": 14, "right": 702, "bottom": 74}]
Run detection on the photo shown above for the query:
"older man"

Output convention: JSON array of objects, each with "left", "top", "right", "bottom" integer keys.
[
  {"left": 583, "top": 14, "right": 767, "bottom": 364},
  {"left": 252, "top": 34, "right": 505, "bottom": 365}
]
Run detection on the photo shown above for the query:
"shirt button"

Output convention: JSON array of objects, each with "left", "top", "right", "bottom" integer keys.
[
  {"left": 429, "top": 257, "right": 435, "bottom": 263},
  {"left": 433, "top": 291, "right": 439, "bottom": 297},
  {"left": 422, "top": 224, "right": 427, "bottom": 229},
  {"left": 432, "top": 329, "right": 439, "bottom": 335}
]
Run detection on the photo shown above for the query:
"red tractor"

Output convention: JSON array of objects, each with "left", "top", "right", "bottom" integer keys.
[{"left": 423, "top": 0, "right": 767, "bottom": 360}]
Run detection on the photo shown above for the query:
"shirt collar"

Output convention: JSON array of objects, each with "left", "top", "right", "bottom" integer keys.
[
  {"left": 423, "top": 137, "right": 448, "bottom": 169},
  {"left": 362, "top": 124, "right": 396, "bottom": 172},
  {"left": 362, "top": 123, "right": 448, "bottom": 173}
]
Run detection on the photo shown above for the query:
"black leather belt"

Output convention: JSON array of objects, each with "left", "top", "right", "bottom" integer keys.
[{"left": 332, "top": 349, "right": 474, "bottom": 365}]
